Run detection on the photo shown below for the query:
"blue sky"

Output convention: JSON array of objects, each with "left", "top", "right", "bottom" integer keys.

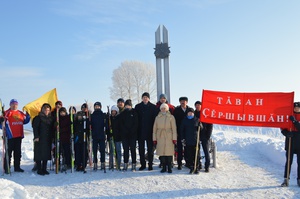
[{"left": 0, "top": 0, "right": 299, "bottom": 112}]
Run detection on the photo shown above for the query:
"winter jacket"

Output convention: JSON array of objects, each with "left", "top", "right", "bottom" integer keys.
[
  {"left": 1, "top": 109, "right": 30, "bottom": 139},
  {"left": 32, "top": 112, "right": 54, "bottom": 161},
  {"left": 91, "top": 109, "right": 106, "bottom": 140},
  {"left": 109, "top": 114, "right": 121, "bottom": 142},
  {"left": 156, "top": 101, "right": 175, "bottom": 115},
  {"left": 119, "top": 108, "right": 138, "bottom": 140},
  {"left": 281, "top": 113, "right": 300, "bottom": 154},
  {"left": 59, "top": 114, "right": 71, "bottom": 144},
  {"left": 180, "top": 116, "right": 202, "bottom": 146},
  {"left": 74, "top": 111, "right": 90, "bottom": 143},
  {"left": 153, "top": 111, "right": 177, "bottom": 156},
  {"left": 173, "top": 105, "right": 192, "bottom": 138},
  {"left": 195, "top": 110, "right": 213, "bottom": 141},
  {"left": 135, "top": 101, "right": 158, "bottom": 140}
]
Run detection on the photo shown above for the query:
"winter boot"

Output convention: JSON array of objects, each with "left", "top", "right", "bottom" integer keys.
[
  {"left": 36, "top": 161, "right": 44, "bottom": 176},
  {"left": 281, "top": 178, "right": 289, "bottom": 187},
  {"left": 160, "top": 156, "right": 166, "bottom": 173},
  {"left": 177, "top": 162, "right": 182, "bottom": 170},
  {"left": 42, "top": 161, "right": 49, "bottom": 175},
  {"left": 14, "top": 161, "right": 24, "bottom": 172},
  {"left": 167, "top": 156, "right": 172, "bottom": 173},
  {"left": 132, "top": 163, "right": 136, "bottom": 172},
  {"left": 148, "top": 163, "right": 153, "bottom": 171},
  {"left": 100, "top": 162, "right": 105, "bottom": 170},
  {"left": 205, "top": 167, "right": 209, "bottom": 173},
  {"left": 139, "top": 164, "right": 146, "bottom": 171},
  {"left": 123, "top": 163, "right": 128, "bottom": 171},
  {"left": 297, "top": 179, "right": 300, "bottom": 187},
  {"left": 32, "top": 162, "right": 38, "bottom": 172},
  {"left": 93, "top": 163, "right": 98, "bottom": 170}
]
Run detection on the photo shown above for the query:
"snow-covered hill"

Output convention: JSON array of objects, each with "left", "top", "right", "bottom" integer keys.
[{"left": 0, "top": 126, "right": 299, "bottom": 199}]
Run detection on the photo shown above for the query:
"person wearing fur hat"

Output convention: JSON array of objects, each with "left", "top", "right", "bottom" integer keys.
[
  {"left": 58, "top": 107, "right": 72, "bottom": 170},
  {"left": 173, "top": 96, "right": 192, "bottom": 170},
  {"left": 135, "top": 92, "right": 158, "bottom": 171},
  {"left": 73, "top": 103, "right": 90, "bottom": 172},
  {"left": 180, "top": 108, "right": 202, "bottom": 174},
  {"left": 119, "top": 99, "right": 138, "bottom": 171},
  {"left": 281, "top": 102, "right": 300, "bottom": 187},
  {"left": 194, "top": 101, "right": 213, "bottom": 172},
  {"left": 156, "top": 94, "right": 175, "bottom": 115},
  {"left": 91, "top": 101, "right": 106, "bottom": 170},
  {"left": 107, "top": 105, "right": 122, "bottom": 170},
  {"left": 0, "top": 99, "right": 30, "bottom": 174},
  {"left": 153, "top": 103, "right": 177, "bottom": 173},
  {"left": 32, "top": 103, "right": 54, "bottom": 175}
]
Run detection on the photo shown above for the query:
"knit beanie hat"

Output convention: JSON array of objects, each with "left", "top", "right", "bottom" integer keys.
[{"left": 142, "top": 92, "right": 150, "bottom": 99}]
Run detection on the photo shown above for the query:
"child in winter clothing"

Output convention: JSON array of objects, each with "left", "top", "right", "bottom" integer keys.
[{"left": 180, "top": 108, "right": 202, "bottom": 174}]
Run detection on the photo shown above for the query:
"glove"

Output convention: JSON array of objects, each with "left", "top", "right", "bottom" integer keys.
[
  {"left": 289, "top": 115, "right": 297, "bottom": 123},
  {"left": 0, "top": 116, "right": 4, "bottom": 123},
  {"left": 181, "top": 139, "right": 186, "bottom": 146},
  {"left": 153, "top": 141, "right": 157, "bottom": 146},
  {"left": 173, "top": 140, "right": 177, "bottom": 145}
]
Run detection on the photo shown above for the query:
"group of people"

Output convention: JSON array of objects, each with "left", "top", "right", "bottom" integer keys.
[{"left": 0, "top": 92, "right": 214, "bottom": 176}]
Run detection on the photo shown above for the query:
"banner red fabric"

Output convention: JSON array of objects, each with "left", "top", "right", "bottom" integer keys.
[{"left": 200, "top": 90, "right": 294, "bottom": 129}]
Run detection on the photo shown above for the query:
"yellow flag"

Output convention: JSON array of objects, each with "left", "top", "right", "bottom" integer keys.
[{"left": 23, "top": 88, "right": 58, "bottom": 121}]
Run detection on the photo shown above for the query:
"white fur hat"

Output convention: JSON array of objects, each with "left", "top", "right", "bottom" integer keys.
[
  {"left": 160, "top": 103, "right": 169, "bottom": 111},
  {"left": 111, "top": 105, "right": 119, "bottom": 113}
]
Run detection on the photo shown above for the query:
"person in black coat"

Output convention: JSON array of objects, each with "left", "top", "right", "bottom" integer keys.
[
  {"left": 173, "top": 96, "right": 192, "bottom": 170},
  {"left": 194, "top": 101, "right": 213, "bottom": 172},
  {"left": 91, "top": 101, "right": 106, "bottom": 170},
  {"left": 135, "top": 92, "right": 158, "bottom": 171},
  {"left": 58, "top": 107, "right": 71, "bottom": 169},
  {"left": 180, "top": 108, "right": 202, "bottom": 174},
  {"left": 74, "top": 103, "right": 90, "bottom": 172},
  {"left": 32, "top": 103, "right": 54, "bottom": 175},
  {"left": 281, "top": 102, "right": 300, "bottom": 187},
  {"left": 119, "top": 99, "right": 138, "bottom": 171}
]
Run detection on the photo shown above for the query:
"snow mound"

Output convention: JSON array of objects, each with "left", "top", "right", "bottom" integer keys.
[{"left": 0, "top": 178, "right": 30, "bottom": 199}]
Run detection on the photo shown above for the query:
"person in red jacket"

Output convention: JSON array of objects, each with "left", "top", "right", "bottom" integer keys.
[
  {"left": 0, "top": 99, "right": 30, "bottom": 173},
  {"left": 281, "top": 102, "right": 300, "bottom": 187}
]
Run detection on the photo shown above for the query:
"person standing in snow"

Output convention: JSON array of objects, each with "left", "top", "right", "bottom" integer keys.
[
  {"left": 91, "top": 102, "right": 106, "bottom": 170},
  {"left": 0, "top": 99, "right": 30, "bottom": 174},
  {"left": 194, "top": 101, "right": 213, "bottom": 172},
  {"left": 153, "top": 103, "right": 177, "bottom": 173},
  {"left": 135, "top": 92, "right": 158, "bottom": 171},
  {"left": 180, "top": 108, "right": 202, "bottom": 174},
  {"left": 73, "top": 103, "right": 90, "bottom": 172},
  {"left": 32, "top": 103, "right": 54, "bottom": 175},
  {"left": 117, "top": 98, "right": 125, "bottom": 113},
  {"left": 155, "top": 94, "right": 175, "bottom": 115},
  {"left": 119, "top": 99, "right": 138, "bottom": 171},
  {"left": 173, "top": 96, "right": 192, "bottom": 170},
  {"left": 281, "top": 102, "right": 300, "bottom": 187},
  {"left": 58, "top": 107, "right": 72, "bottom": 169},
  {"left": 107, "top": 105, "right": 122, "bottom": 170}
]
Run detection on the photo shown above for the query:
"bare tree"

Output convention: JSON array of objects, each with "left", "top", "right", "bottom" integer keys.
[{"left": 109, "top": 60, "right": 157, "bottom": 105}]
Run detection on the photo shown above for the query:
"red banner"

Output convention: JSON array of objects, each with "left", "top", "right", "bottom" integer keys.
[{"left": 200, "top": 90, "right": 294, "bottom": 129}]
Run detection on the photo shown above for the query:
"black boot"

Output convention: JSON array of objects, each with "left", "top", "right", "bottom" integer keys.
[
  {"left": 148, "top": 163, "right": 153, "bottom": 171},
  {"left": 167, "top": 156, "right": 172, "bottom": 173},
  {"left": 281, "top": 178, "right": 289, "bottom": 187},
  {"left": 42, "top": 160, "right": 49, "bottom": 175},
  {"left": 37, "top": 161, "right": 44, "bottom": 176},
  {"left": 160, "top": 156, "right": 166, "bottom": 173},
  {"left": 139, "top": 164, "right": 146, "bottom": 171},
  {"left": 14, "top": 161, "right": 24, "bottom": 172}
]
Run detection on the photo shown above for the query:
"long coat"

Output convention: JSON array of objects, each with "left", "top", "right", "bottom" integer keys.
[
  {"left": 32, "top": 112, "right": 54, "bottom": 161},
  {"left": 153, "top": 111, "right": 177, "bottom": 156}
]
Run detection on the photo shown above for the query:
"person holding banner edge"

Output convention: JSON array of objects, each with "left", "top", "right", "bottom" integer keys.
[{"left": 281, "top": 102, "right": 300, "bottom": 187}]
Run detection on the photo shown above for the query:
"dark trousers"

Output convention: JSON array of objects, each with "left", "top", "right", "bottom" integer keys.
[
  {"left": 284, "top": 150, "right": 300, "bottom": 179},
  {"left": 176, "top": 138, "right": 183, "bottom": 165},
  {"left": 122, "top": 138, "right": 137, "bottom": 164},
  {"left": 186, "top": 145, "right": 200, "bottom": 169},
  {"left": 138, "top": 139, "right": 153, "bottom": 166},
  {"left": 201, "top": 139, "right": 210, "bottom": 169},
  {"left": 75, "top": 142, "right": 88, "bottom": 168},
  {"left": 5, "top": 137, "right": 22, "bottom": 169},
  {"left": 92, "top": 139, "right": 105, "bottom": 163},
  {"left": 61, "top": 142, "right": 71, "bottom": 166}
]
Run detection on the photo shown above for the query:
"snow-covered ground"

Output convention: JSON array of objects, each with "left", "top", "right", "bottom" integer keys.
[{"left": 1, "top": 125, "right": 300, "bottom": 199}]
